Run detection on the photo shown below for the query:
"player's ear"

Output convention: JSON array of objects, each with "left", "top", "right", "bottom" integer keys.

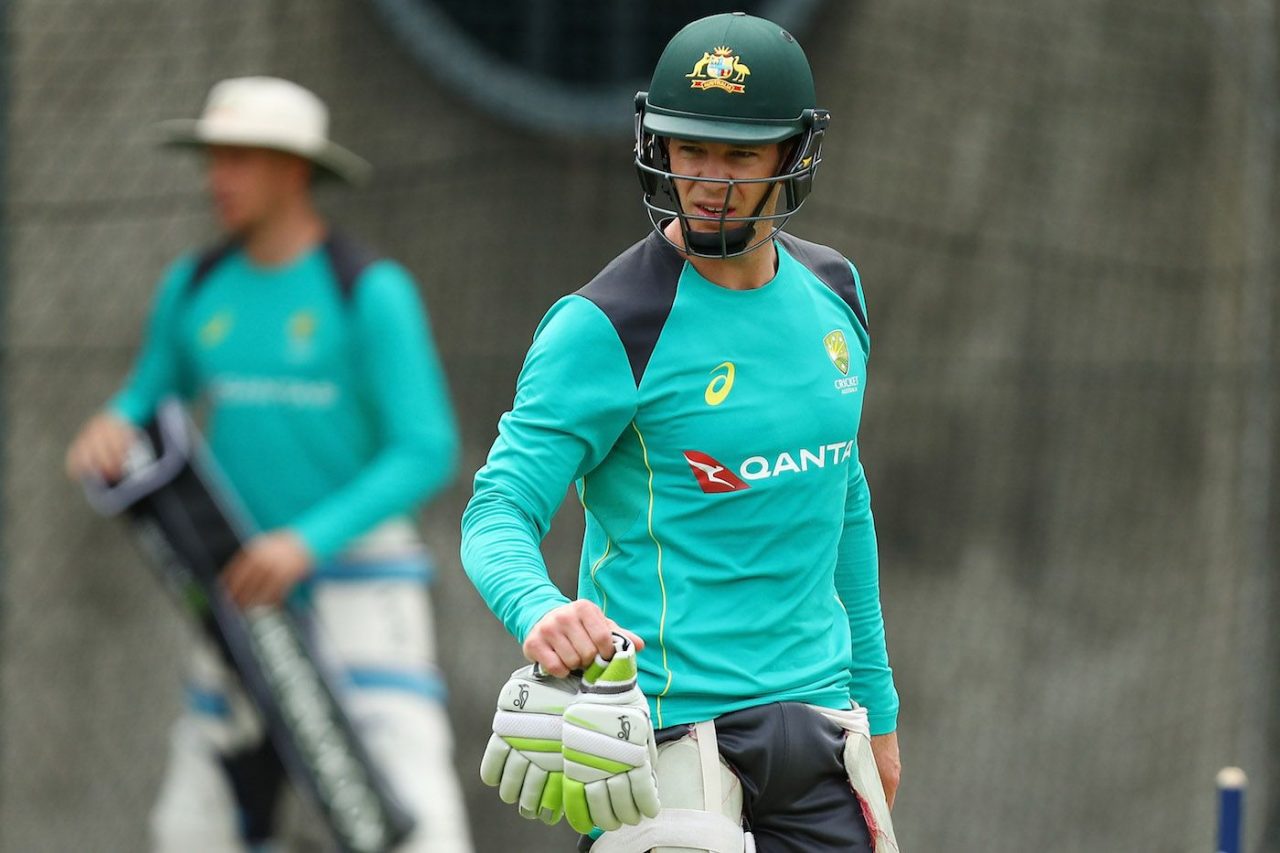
[{"left": 776, "top": 139, "right": 800, "bottom": 175}]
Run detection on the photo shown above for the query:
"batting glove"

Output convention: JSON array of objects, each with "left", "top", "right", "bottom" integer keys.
[
  {"left": 480, "top": 663, "right": 581, "bottom": 824},
  {"left": 561, "top": 634, "right": 661, "bottom": 834}
]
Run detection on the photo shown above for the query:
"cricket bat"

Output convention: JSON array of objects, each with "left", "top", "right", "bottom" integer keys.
[{"left": 82, "top": 400, "right": 415, "bottom": 853}]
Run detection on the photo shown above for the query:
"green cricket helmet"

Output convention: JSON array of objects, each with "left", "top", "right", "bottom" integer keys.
[{"left": 635, "top": 12, "right": 830, "bottom": 258}]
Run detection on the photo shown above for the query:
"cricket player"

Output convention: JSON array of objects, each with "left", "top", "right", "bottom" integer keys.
[
  {"left": 64, "top": 77, "right": 473, "bottom": 851},
  {"left": 462, "top": 13, "right": 900, "bottom": 853}
]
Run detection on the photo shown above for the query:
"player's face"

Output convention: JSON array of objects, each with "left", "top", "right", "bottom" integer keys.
[
  {"left": 206, "top": 146, "right": 309, "bottom": 233},
  {"left": 666, "top": 139, "right": 786, "bottom": 233}
]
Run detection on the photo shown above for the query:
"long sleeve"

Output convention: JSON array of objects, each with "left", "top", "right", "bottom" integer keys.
[
  {"left": 109, "top": 258, "right": 197, "bottom": 425},
  {"left": 290, "top": 261, "right": 460, "bottom": 560},
  {"left": 461, "top": 295, "right": 638, "bottom": 643},
  {"left": 835, "top": 457, "right": 898, "bottom": 735}
]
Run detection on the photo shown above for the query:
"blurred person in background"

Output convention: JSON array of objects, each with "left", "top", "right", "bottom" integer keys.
[
  {"left": 462, "top": 13, "right": 899, "bottom": 853},
  {"left": 64, "top": 76, "right": 473, "bottom": 852}
]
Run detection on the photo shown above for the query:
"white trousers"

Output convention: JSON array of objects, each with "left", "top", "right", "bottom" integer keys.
[{"left": 150, "top": 525, "right": 473, "bottom": 852}]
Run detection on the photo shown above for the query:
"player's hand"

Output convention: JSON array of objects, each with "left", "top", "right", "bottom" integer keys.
[
  {"left": 870, "top": 731, "right": 901, "bottom": 810},
  {"left": 480, "top": 664, "right": 582, "bottom": 824},
  {"left": 65, "top": 411, "right": 138, "bottom": 483},
  {"left": 223, "top": 530, "right": 313, "bottom": 608},
  {"left": 523, "top": 599, "right": 645, "bottom": 678},
  {"left": 561, "top": 634, "right": 661, "bottom": 834}
]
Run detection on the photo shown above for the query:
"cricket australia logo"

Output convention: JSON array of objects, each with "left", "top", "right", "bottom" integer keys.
[
  {"left": 286, "top": 309, "right": 318, "bottom": 362},
  {"left": 687, "top": 46, "right": 750, "bottom": 93},
  {"left": 825, "top": 329, "right": 860, "bottom": 395},
  {"left": 824, "top": 330, "right": 850, "bottom": 375},
  {"left": 199, "top": 311, "right": 234, "bottom": 349}
]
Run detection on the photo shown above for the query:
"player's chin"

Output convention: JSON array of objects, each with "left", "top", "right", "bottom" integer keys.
[{"left": 213, "top": 204, "right": 253, "bottom": 233}]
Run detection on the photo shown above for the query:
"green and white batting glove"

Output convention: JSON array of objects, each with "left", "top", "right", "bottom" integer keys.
[
  {"left": 561, "top": 635, "right": 661, "bottom": 834},
  {"left": 480, "top": 663, "right": 581, "bottom": 824}
]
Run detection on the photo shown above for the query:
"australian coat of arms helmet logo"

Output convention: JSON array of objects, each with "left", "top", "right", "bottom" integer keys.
[
  {"left": 687, "top": 46, "right": 751, "bottom": 93},
  {"left": 824, "top": 330, "right": 850, "bottom": 375}
]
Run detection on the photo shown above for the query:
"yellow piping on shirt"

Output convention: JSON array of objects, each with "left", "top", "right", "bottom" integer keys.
[
  {"left": 578, "top": 477, "right": 611, "bottom": 613},
  {"left": 631, "top": 421, "right": 673, "bottom": 728}
]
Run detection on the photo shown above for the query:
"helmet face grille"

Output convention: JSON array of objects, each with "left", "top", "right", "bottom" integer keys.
[{"left": 634, "top": 94, "right": 829, "bottom": 259}]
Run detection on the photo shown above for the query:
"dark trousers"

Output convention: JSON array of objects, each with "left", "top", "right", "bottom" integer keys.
[{"left": 581, "top": 701, "right": 874, "bottom": 852}]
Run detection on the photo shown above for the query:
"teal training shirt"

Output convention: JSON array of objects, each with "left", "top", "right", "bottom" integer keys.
[
  {"left": 111, "top": 238, "right": 459, "bottom": 561},
  {"left": 462, "top": 232, "right": 898, "bottom": 734}
]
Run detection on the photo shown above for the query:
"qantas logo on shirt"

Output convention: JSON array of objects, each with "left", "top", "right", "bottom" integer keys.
[
  {"left": 684, "top": 440, "right": 856, "bottom": 493},
  {"left": 683, "top": 451, "right": 750, "bottom": 493}
]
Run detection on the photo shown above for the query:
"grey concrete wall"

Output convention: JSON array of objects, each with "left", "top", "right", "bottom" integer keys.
[{"left": 2, "top": 1, "right": 1274, "bottom": 851}]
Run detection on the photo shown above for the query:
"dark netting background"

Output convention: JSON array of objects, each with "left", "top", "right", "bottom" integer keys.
[{"left": 1, "top": 1, "right": 1277, "bottom": 851}]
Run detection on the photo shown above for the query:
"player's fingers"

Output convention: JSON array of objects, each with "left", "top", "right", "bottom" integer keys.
[
  {"left": 268, "top": 572, "right": 293, "bottom": 605},
  {"left": 255, "top": 576, "right": 282, "bottom": 607},
  {"left": 84, "top": 429, "right": 125, "bottom": 481},
  {"left": 539, "top": 643, "right": 575, "bottom": 678},
  {"left": 106, "top": 421, "right": 134, "bottom": 456},
  {"left": 247, "top": 568, "right": 280, "bottom": 608},
  {"left": 75, "top": 434, "right": 110, "bottom": 480},
  {"left": 548, "top": 628, "right": 595, "bottom": 673},
  {"left": 66, "top": 441, "right": 94, "bottom": 481},
  {"left": 578, "top": 605, "right": 621, "bottom": 660},
  {"left": 251, "top": 560, "right": 289, "bottom": 606},
  {"left": 609, "top": 623, "right": 646, "bottom": 653},
  {"left": 523, "top": 636, "right": 571, "bottom": 677},
  {"left": 544, "top": 605, "right": 601, "bottom": 669}
]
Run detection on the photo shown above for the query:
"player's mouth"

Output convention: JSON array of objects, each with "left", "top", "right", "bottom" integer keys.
[{"left": 692, "top": 203, "right": 736, "bottom": 219}]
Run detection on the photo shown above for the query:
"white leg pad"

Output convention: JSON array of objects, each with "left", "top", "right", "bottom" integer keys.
[
  {"left": 592, "top": 720, "right": 751, "bottom": 853},
  {"left": 842, "top": 732, "right": 900, "bottom": 853},
  {"left": 809, "top": 705, "right": 900, "bottom": 853}
]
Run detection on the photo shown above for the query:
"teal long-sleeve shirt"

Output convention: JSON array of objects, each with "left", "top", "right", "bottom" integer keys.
[
  {"left": 461, "top": 232, "right": 898, "bottom": 734},
  {"left": 111, "top": 240, "right": 459, "bottom": 560}
]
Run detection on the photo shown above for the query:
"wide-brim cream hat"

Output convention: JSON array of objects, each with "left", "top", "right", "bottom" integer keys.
[{"left": 157, "top": 76, "right": 372, "bottom": 185}]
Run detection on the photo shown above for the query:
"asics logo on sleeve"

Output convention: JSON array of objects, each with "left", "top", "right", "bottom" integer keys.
[
  {"left": 683, "top": 451, "right": 750, "bottom": 493},
  {"left": 704, "top": 361, "right": 735, "bottom": 406},
  {"left": 685, "top": 440, "right": 855, "bottom": 492}
]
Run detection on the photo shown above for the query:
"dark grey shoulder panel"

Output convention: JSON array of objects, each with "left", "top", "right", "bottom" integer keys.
[
  {"left": 188, "top": 237, "right": 243, "bottom": 294},
  {"left": 777, "top": 233, "right": 868, "bottom": 334},
  {"left": 577, "top": 232, "right": 685, "bottom": 386},
  {"left": 321, "top": 230, "right": 380, "bottom": 299}
]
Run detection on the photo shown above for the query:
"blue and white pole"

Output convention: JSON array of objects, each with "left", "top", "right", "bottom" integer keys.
[{"left": 1216, "top": 767, "right": 1247, "bottom": 853}]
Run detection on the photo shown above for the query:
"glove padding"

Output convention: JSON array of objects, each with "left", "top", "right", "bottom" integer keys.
[
  {"left": 561, "top": 635, "right": 661, "bottom": 833},
  {"left": 480, "top": 664, "right": 581, "bottom": 824}
]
